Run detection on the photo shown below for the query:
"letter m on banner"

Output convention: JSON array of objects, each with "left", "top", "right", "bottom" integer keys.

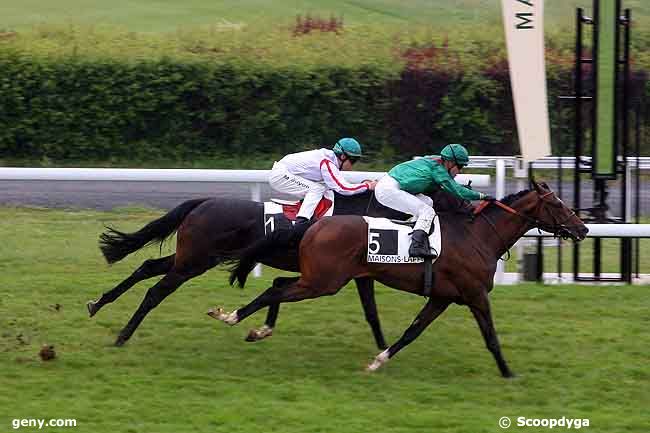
[{"left": 501, "top": 0, "right": 551, "bottom": 162}]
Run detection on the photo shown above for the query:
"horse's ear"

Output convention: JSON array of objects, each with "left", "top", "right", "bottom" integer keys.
[
  {"left": 530, "top": 178, "right": 548, "bottom": 194},
  {"left": 531, "top": 177, "right": 542, "bottom": 193}
]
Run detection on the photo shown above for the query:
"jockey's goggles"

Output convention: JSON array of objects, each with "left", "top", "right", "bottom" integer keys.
[{"left": 346, "top": 154, "right": 360, "bottom": 164}]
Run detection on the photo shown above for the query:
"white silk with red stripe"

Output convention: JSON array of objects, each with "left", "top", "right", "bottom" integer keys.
[{"left": 277, "top": 148, "right": 369, "bottom": 195}]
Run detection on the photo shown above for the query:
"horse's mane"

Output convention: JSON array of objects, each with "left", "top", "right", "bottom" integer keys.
[{"left": 499, "top": 189, "right": 531, "bottom": 205}]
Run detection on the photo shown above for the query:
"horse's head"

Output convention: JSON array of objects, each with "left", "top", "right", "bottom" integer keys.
[{"left": 519, "top": 180, "right": 588, "bottom": 241}]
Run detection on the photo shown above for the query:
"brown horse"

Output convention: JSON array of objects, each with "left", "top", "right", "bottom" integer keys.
[{"left": 213, "top": 180, "right": 588, "bottom": 377}]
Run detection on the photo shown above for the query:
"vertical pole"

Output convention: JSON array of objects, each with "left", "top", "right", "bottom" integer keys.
[
  {"left": 594, "top": 238, "right": 602, "bottom": 278},
  {"left": 536, "top": 237, "right": 544, "bottom": 283},
  {"left": 621, "top": 6, "right": 631, "bottom": 222},
  {"left": 625, "top": 164, "right": 632, "bottom": 222},
  {"left": 557, "top": 156, "right": 563, "bottom": 280},
  {"left": 634, "top": 101, "right": 641, "bottom": 278},
  {"left": 251, "top": 183, "right": 263, "bottom": 277},
  {"left": 621, "top": 7, "right": 633, "bottom": 283},
  {"left": 496, "top": 159, "right": 506, "bottom": 200},
  {"left": 573, "top": 8, "right": 584, "bottom": 282},
  {"left": 495, "top": 159, "right": 506, "bottom": 284},
  {"left": 514, "top": 158, "right": 527, "bottom": 280}
]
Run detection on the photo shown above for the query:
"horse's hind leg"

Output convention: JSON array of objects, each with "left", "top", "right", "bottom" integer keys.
[
  {"left": 242, "top": 277, "right": 301, "bottom": 342},
  {"left": 208, "top": 275, "right": 331, "bottom": 326},
  {"left": 355, "top": 278, "right": 387, "bottom": 350},
  {"left": 367, "top": 297, "right": 450, "bottom": 371},
  {"left": 114, "top": 269, "right": 195, "bottom": 346},
  {"left": 87, "top": 255, "right": 175, "bottom": 317},
  {"left": 244, "top": 279, "right": 380, "bottom": 345}
]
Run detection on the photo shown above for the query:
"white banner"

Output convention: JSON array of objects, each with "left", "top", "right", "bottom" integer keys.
[{"left": 501, "top": 0, "right": 551, "bottom": 162}]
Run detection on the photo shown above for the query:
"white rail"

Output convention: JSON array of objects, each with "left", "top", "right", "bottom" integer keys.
[
  {"left": 0, "top": 167, "right": 490, "bottom": 187},
  {"left": 3, "top": 166, "right": 648, "bottom": 283},
  {"left": 466, "top": 155, "right": 650, "bottom": 169},
  {"left": 0, "top": 166, "right": 489, "bottom": 279},
  {"left": 525, "top": 224, "right": 650, "bottom": 238}
]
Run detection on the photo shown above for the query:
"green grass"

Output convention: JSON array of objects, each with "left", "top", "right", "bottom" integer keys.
[{"left": 0, "top": 207, "right": 649, "bottom": 433}]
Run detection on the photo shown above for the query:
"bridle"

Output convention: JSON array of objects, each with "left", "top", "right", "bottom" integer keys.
[{"left": 473, "top": 190, "right": 582, "bottom": 258}]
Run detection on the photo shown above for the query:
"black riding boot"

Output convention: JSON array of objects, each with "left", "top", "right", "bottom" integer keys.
[
  {"left": 409, "top": 229, "right": 436, "bottom": 259},
  {"left": 288, "top": 217, "right": 312, "bottom": 246}
]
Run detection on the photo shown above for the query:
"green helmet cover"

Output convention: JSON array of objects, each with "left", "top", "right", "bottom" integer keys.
[
  {"left": 333, "top": 138, "right": 362, "bottom": 157},
  {"left": 440, "top": 143, "right": 470, "bottom": 166}
]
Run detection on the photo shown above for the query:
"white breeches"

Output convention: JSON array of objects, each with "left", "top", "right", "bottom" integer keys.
[
  {"left": 269, "top": 162, "right": 328, "bottom": 220},
  {"left": 375, "top": 175, "right": 436, "bottom": 233}
]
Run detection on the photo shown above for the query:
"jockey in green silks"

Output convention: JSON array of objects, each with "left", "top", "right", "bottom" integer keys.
[{"left": 375, "top": 144, "right": 493, "bottom": 259}]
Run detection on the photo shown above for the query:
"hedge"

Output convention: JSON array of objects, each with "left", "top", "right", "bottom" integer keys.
[{"left": 1, "top": 46, "right": 648, "bottom": 162}]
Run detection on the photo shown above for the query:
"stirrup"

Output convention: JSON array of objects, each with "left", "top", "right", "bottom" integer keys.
[{"left": 409, "top": 242, "right": 435, "bottom": 259}]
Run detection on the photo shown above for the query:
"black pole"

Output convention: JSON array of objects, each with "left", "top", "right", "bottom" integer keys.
[
  {"left": 537, "top": 237, "right": 544, "bottom": 283},
  {"left": 634, "top": 101, "right": 641, "bottom": 277},
  {"left": 621, "top": 7, "right": 632, "bottom": 283},
  {"left": 574, "top": 8, "right": 584, "bottom": 282},
  {"left": 594, "top": 238, "right": 602, "bottom": 278},
  {"left": 620, "top": 5, "right": 630, "bottom": 221},
  {"left": 557, "top": 156, "right": 563, "bottom": 279}
]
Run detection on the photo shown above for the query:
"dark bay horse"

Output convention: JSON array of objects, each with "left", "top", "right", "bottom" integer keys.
[
  {"left": 88, "top": 190, "right": 421, "bottom": 347},
  {"left": 214, "top": 181, "right": 588, "bottom": 377}
]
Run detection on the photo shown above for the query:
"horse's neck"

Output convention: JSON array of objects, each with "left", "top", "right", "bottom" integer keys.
[{"left": 475, "top": 204, "right": 534, "bottom": 259}]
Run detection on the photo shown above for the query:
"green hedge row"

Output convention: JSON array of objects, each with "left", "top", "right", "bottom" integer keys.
[{"left": 1, "top": 50, "right": 648, "bottom": 162}]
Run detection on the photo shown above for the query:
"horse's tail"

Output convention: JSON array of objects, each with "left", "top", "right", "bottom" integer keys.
[{"left": 99, "top": 198, "right": 210, "bottom": 264}]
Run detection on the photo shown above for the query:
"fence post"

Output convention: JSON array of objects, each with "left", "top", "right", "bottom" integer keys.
[
  {"left": 250, "top": 183, "right": 263, "bottom": 277},
  {"left": 494, "top": 159, "right": 507, "bottom": 283}
]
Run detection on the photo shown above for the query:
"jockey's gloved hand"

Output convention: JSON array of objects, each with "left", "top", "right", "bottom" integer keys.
[{"left": 481, "top": 194, "right": 496, "bottom": 201}]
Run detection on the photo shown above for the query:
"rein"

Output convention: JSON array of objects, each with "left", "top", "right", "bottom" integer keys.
[{"left": 472, "top": 191, "right": 580, "bottom": 259}]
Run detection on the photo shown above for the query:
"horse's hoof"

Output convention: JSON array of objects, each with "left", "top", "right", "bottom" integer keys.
[
  {"left": 366, "top": 360, "right": 382, "bottom": 372},
  {"left": 207, "top": 307, "right": 224, "bottom": 320},
  {"left": 114, "top": 336, "right": 127, "bottom": 347},
  {"left": 207, "top": 307, "right": 238, "bottom": 325},
  {"left": 245, "top": 325, "right": 273, "bottom": 342},
  {"left": 366, "top": 350, "right": 390, "bottom": 372},
  {"left": 87, "top": 300, "right": 99, "bottom": 318}
]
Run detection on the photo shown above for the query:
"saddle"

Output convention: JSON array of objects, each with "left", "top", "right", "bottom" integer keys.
[{"left": 270, "top": 197, "right": 333, "bottom": 221}]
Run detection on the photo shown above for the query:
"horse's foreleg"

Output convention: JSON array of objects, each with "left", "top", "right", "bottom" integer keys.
[
  {"left": 88, "top": 255, "right": 175, "bottom": 317},
  {"left": 469, "top": 292, "right": 514, "bottom": 378},
  {"left": 354, "top": 278, "right": 387, "bottom": 350},
  {"left": 367, "top": 297, "right": 450, "bottom": 372},
  {"left": 114, "top": 270, "right": 190, "bottom": 346}
]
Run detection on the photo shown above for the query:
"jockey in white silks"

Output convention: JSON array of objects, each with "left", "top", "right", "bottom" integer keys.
[
  {"left": 375, "top": 143, "right": 494, "bottom": 259},
  {"left": 268, "top": 138, "right": 377, "bottom": 232}
]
